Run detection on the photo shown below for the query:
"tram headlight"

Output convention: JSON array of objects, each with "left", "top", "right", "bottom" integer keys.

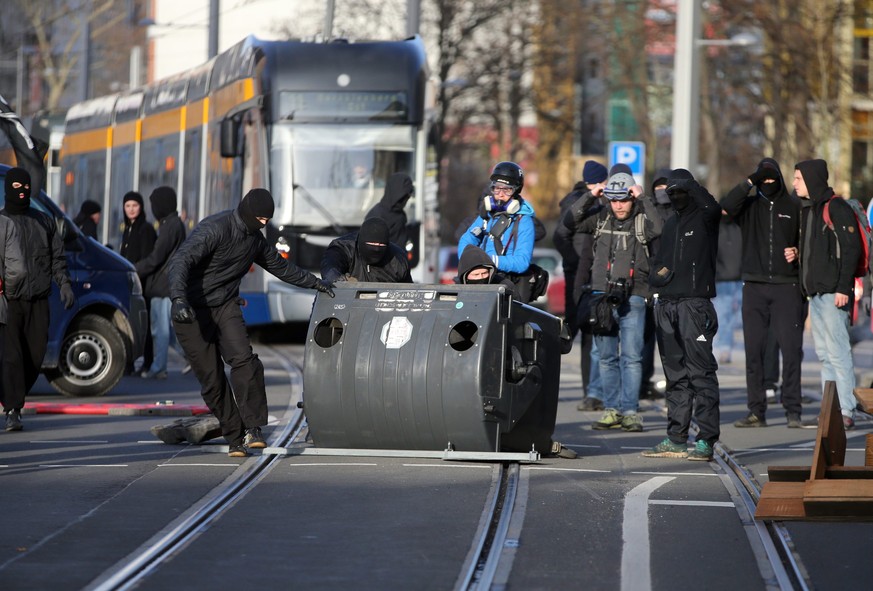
[
  {"left": 128, "top": 271, "right": 142, "bottom": 296},
  {"left": 275, "top": 236, "right": 291, "bottom": 260}
]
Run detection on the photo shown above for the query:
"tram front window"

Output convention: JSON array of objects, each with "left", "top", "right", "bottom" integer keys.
[{"left": 271, "top": 124, "right": 415, "bottom": 228}]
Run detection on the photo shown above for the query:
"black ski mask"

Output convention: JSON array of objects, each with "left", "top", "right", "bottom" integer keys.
[
  {"left": 357, "top": 217, "right": 390, "bottom": 265},
  {"left": 666, "top": 168, "right": 695, "bottom": 211},
  {"left": 237, "top": 188, "right": 275, "bottom": 233},
  {"left": 4, "top": 167, "right": 31, "bottom": 214}
]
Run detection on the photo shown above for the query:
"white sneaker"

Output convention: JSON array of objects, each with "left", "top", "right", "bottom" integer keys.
[{"left": 766, "top": 389, "right": 776, "bottom": 400}]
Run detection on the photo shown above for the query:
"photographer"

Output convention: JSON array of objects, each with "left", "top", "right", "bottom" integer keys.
[{"left": 569, "top": 171, "right": 663, "bottom": 432}]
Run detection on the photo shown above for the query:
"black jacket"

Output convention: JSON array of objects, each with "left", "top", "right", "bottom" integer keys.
[
  {"left": 120, "top": 214, "right": 156, "bottom": 267},
  {"left": 168, "top": 209, "right": 319, "bottom": 307},
  {"left": 365, "top": 173, "right": 412, "bottom": 247},
  {"left": 136, "top": 213, "right": 185, "bottom": 298},
  {"left": 0, "top": 208, "right": 71, "bottom": 301},
  {"left": 320, "top": 233, "right": 412, "bottom": 284},
  {"left": 797, "top": 159, "right": 860, "bottom": 297},
  {"left": 555, "top": 185, "right": 597, "bottom": 299},
  {"left": 649, "top": 181, "right": 720, "bottom": 299},
  {"left": 720, "top": 158, "right": 801, "bottom": 283},
  {"left": 75, "top": 214, "right": 98, "bottom": 240}
]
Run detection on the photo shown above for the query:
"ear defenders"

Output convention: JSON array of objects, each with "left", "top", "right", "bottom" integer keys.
[{"left": 483, "top": 194, "right": 521, "bottom": 214}]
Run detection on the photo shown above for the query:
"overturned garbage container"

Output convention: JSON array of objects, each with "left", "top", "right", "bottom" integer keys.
[{"left": 303, "top": 282, "right": 565, "bottom": 454}]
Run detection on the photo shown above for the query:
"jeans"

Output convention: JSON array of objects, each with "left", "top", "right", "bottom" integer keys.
[
  {"left": 713, "top": 280, "right": 742, "bottom": 361},
  {"left": 809, "top": 294, "right": 856, "bottom": 416},
  {"left": 594, "top": 295, "right": 646, "bottom": 414},
  {"left": 147, "top": 296, "right": 184, "bottom": 374},
  {"left": 588, "top": 338, "right": 602, "bottom": 401}
]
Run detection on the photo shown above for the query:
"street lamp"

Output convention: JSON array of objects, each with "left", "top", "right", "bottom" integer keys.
[{"left": 669, "top": 0, "right": 755, "bottom": 174}]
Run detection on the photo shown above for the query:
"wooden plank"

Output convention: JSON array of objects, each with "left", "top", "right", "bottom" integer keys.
[
  {"left": 855, "top": 388, "right": 873, "bottom": 414},
  {"left": 810, "top": 381, "right": 846, "bottom": 480},
  {"left": 755, "top": 482, "right": 806, "bottom": 519},
  {"left": 767, "top": 466, "right": 873, "bottom": 482},
  {"left": 803, "top": 480, "right": 873, "bottom": 517}
]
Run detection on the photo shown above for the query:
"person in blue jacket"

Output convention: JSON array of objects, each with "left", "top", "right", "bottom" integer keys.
[{"left": 458, "top": 161, "right": 535, "bottom": 289}]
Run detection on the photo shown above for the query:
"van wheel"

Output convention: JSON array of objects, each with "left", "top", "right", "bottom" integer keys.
[{"left": 45, "top": 315, "right": 126, "bottom": 397}]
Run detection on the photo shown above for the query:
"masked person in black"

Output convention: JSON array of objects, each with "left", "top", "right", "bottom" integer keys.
[
  {"left": 364, "top": 172, "right": 414, "bottom": 248},
  {"left": 721, "top": 158, "right": 805, "bottom": 428},
  {"left": 642, "top": 168, "right": 720, "bottom": 461},
  {"left": 455, "top": 244, "right": 515, "bottom": 293},
  {"left": 168, "top": 188, "right": 334, "bottom": 457},
  {"left": 321, "top": 217, "right": 412, "bottom": 284},
  {"left": 1, "top": 167, "right": 75, "bottom": 431},
  {"left": 0, "top": 207, "right": 24, "bottom": 423},
  {"left": 74, "top": 199, "right": 102, "bottom": 240}
]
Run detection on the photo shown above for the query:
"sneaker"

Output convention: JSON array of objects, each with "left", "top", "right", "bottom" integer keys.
[
  {"left": 786, "top": 413, "right": 802, "bottom": 428},
  {"left": 687, "top": 440, "right": 714, "bottom": 461},
  {"left": 181, "top": 363, "right": 192, "bottom": 375},
  {"left": 5, "top": 409, "right": 22, "bottom": 432},
  {"left": 766, "top": 389, "right": 776, "bottom": 401},
  {"left": 243, "top": 427, "right": 267, "bottom": 448},
  {"left": 621, "top": 413, "right": 644, "bottom": 432},
  {"left": 733, "top": 413, "right": 766, "bottom": 428},
  {"left": 592, "top": 408, "right": 623, "bottom": 430},
  {"left": 141, "top": 369, "right": 168, "bottom": 379},
  {"left": 228, "top": 444, "right": 249, "bottom": 458},
  {"left": 549, "top": 441, "right": 578, "bottom": 459},
  {"left": 641, "top": 438, "right": 688, "bottom": 458},
  {"left": 843, "top": 415, "right": 856, "bottom": 431},
  {"left": 577, "top": 397, "right": 604, "bottom": 412}
]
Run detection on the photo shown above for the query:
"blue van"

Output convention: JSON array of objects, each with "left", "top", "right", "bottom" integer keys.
[{"left": 0, "top": 164, "right": 147, "bottom": 396}]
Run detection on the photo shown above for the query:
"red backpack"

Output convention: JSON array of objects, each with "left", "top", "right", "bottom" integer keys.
[{"left": 822, "top": 195, "right": 872, "bottom": 278}]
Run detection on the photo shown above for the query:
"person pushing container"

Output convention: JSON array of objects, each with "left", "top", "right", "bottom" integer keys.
[{"left": 167, "top": 188, "right": 335, "bottom": 457}]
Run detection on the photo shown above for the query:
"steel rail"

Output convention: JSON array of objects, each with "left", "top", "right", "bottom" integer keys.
[{"left": 87, "top": 348, "right": 305, "bottom": 591}]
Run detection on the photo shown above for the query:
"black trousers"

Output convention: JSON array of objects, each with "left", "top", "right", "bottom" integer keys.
[
  {"left": 741, "top": 282, "right": 805, "bottom": 418},
  {"left": 2, "top": 298, "right": 49, "bottom": 410},
  {"left": 173, "top": 299, "right": 267, "bottom": 447},
  {"left": 655, "top": 298, "right": 720, "bottom": 446}
]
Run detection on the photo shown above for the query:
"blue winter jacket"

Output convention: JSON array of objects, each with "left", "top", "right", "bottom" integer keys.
[{"left": 457, "top": 199, "right": 535, "bottom": 274}]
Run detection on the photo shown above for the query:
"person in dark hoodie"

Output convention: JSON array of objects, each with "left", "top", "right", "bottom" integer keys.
[
  {"left": 721, "top": 158, "right": 806, "bottom": 428},
  {"left": 119, "top": 191, "right": 157, "bottom": 374},
  {"left": 642, "top": 168, "right": 720, "bottom": 461},
  {"left": 0, "top": 207, "right": 25, "bottom": 425},
  {"left": 794, "top": 159, "right": 860, "bottom": 430},
  {"left": 321, "top": 217, "right": 412, "bottom": 284},
  {"left": 365, "top": 172, "right": 414, "bottom": 248},
  {"left": 74, "top": 199, "right": 102, "bottom": 240},
  {"left": 136, "top": 186, "right": 187, "bottom": 379},
  {"left": 1, "top": 167, "right": 75, "bottom": 431},
  {"left": 168, "top": 188, "right": 334, "bottom": 457}
]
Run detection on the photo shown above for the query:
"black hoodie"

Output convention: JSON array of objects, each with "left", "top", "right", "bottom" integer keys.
[
  {"left": 120, "top": 191, "right": 157, "bottom": 266},
  {"left": 720, "top": 158, "right": 801, "bottom": 283},
  {"left": 365, "top": 173, "right": 413, "bottom": 247},
  {"left": 796, "top": 159, "right": 859, "bottom": 297},
  {"left": 454, "top": 245, "right": 515, "bottom": 294}
]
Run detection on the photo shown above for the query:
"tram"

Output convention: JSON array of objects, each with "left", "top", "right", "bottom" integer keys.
[{"left": 59, "top": 35, "right": 440, "bottom": 325}]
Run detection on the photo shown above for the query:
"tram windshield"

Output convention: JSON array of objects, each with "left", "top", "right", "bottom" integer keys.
[{"left": 271, "top": 124, "right": 415, "bottom": 228}]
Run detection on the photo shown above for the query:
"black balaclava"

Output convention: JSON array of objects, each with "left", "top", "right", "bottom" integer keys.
[
  {"left": 357, "top": 217, "right": 390, "bottom": 265},
  {"left": 666, "top": 168, "right": 695, "bottom": 211},
  {"left": 651, "top": 167, "right": 672, "bottom": 205},
  {"left": 4, "top": 167, "right": 31, "bottom": 214},
  {"left": 149, "top": 186, "right": 177, "bottom": 221},
  {"left": 458, "top": 245, "right": 496, "bottom": 285},
  {"left": 756, "top": 157, "right": 784, "bottom": 199},
  {"left": 237, "top": 188, "right": 275, "bottom": 233}
]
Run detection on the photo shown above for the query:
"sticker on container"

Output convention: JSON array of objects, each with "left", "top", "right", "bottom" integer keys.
[{"left": 380, "top": 316, "right": 413, "bottom": 349}]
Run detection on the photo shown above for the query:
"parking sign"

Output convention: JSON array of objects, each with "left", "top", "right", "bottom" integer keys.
[{"left": 608, "top": 141, "right": 646, "bottom": 188}]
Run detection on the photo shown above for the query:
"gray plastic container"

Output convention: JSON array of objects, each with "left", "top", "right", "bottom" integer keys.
[{"left": 303, "top": 282, "right": 563, "bottom": 453}]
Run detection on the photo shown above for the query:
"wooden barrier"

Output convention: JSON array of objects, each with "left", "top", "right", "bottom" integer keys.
[{"left": 755, "top": 382, "right": 873, "bottom": 521}]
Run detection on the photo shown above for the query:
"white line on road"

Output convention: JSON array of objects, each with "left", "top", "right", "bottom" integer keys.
[
  {"left": 622, "top": 476, "right": 674, "bottom": 591},
  {"left": 157, "top": 463, "right": 240, "bottom": 467},
  {"left": 286, "top": 463, "right": 379, "bottom": 467},
  {"left": 402, "top": 463, "right": 492, "bottom": 469},
  {"left": 30, "top": 440, "right": 109, "bottom": 444},
  {"left": 631, "top": 471, "right": 720, "bottom": 477},
  {"left": 525, "top": 466, "right": 611, "bottom": 473},
  {"left": 649, "top": 500, "right": 734, "bottom": 507},
  {"left": 40, "top": 464, "right": 129, "bottom": 468}
]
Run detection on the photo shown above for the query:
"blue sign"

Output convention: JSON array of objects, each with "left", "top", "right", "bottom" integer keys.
[{"left": 608, "top": 141, "right": 646, "bottom": 187}]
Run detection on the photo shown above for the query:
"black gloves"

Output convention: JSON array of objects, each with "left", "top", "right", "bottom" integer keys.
[
  {"left": 59, "top": 283, "right": 76, "bottom": 309},
  {"left": 665, "top": 179, "right": 694, "bottom": 195},
  {"left": 748, "top": 167, "right": 779, "bottom": 185},
  {"left": 171, "top": 297, "right": 195, "bottom": 324},
  {"left": 315, "top": 279, "right": 335, "bottom": 298}
]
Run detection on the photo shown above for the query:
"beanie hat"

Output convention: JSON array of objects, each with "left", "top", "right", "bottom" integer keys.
[
  {"left": 357, "top": 217, "right": 390, "bottom": 265},
  {"left": 603, "top": 172, "right": 635, "bottom": 201},
  {"left": 80, "top": 199, "right": 102, "bottom": 216},
  {"left": 4, "top": 167, "right": 31, "bottom": 214},
  {"left": 123, "top": 191, "right": 144, "bottom": 207},
  {"left": 238, "top": 188, "right": 275, "bottom": 233},
  {"left": 149, "top": 186, "right": 178, "bottom": 221},
  {"left": 608, "top": 163, "right": 633, "bottom": 176},
  {"left": 582, "top": 160, "right": 608, "bottom": 185}
]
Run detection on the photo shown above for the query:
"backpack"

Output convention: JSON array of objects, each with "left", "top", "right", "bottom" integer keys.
[
  {"left": 823, "top": 195, "right": 872, "bottom": 278},
  {"left": 593, "top": 211, "right": 650, "bottom": 257}
]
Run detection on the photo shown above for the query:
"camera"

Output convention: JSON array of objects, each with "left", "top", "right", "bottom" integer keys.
[{"left": 605, "top": 277, "right": 631, "bottom": 307}]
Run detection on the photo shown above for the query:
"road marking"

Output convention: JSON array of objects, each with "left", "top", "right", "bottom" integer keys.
[
  {"left": 30, "top": 440, "right": 110, "bottom": 444},
  {"left": 649, "top": 500, "right": 734, "bottom": 507},
  {"left": 525, "top": 466, "right": 611, "bottom": 473},
  {"left": 286, "top": 462, "right": 378, "bottom": 467},
  {"left": 402, "top": 463, "right": 492, "bottom": 469},
  {"left": 631, "top": 471, "right": 720, "bottom": 477},
  {"left": 157, "top": 463, "right": 240, "bottom": 467},
  {"left": 622, "top": 476, "right": 674, "bottom": 591},
  {"left": 40, "top": 464, "right": 129, "bottom": 468},
  {"left": 564, "top": 444, "right": 602, "bottom": 449}
]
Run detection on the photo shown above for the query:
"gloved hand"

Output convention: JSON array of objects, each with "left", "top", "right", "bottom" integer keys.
[
  {"left": 59, "top": 283, "right": 76, "bottom": 309},
  {"left": 171, "top": 297, "right": 195, "bottom": 324},
  {"left": 748, "top": 167, "right": 779, "bottom": 185},
  {"left": 666, "top": 179, "right": 694, "bottom": 195},
  {"left": 315, "top": 279, "right": 335, "bottom": 298}
]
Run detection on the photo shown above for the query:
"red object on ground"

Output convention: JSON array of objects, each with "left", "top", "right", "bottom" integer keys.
[{"left": 24, "top": 402, "right": 211, "bottom": 416}]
